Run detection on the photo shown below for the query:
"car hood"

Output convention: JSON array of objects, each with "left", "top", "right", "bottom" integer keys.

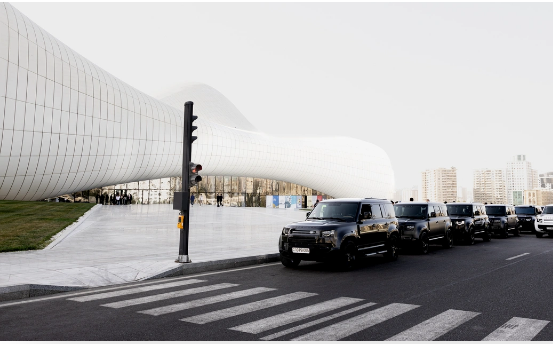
[
  {"left": 397, "top": 218, "right": 426, "bottom": 224},
  {"left": 488, "top": 216, "right": 506, "bottom": 220},
  {"left": 288, "top": 220, "right": 345, "bottom": 231},
  {"left": 448, "top": 215, "right": 470, "bottom": 221}
]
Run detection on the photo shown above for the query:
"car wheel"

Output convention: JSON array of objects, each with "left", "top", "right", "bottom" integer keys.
[
  {"left": 419, "top": 232, "right": 429, "bottom": 254},
  {"left": 384, "top": 234, "right": 399, "bottom": 261},
  {"left": 483, "top": 228, "right": 492, "bottom": 242},
  {"left": 466, "top": 227, "right": 475, "bottom": 245},
  {"left": 501, "top": 225, "right": 509, "bottom": 238},
  {"left": 280, "top": 255, "right": 301, "bottom": 268},
  {"left": 341, "top": 241, "right": 358, "bottom": 270},
  {"left": 513, "top": 227, "right": 521, "bottom": 237},
  {"left": 536, "top": 232, "right": 544, "bottom": 238},
  {"left": 442, "top": 229, "right": 453, "bottom": 249}
]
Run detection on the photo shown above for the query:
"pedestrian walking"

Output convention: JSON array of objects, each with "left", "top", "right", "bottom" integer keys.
[
  {"left": 128, "top": 194, "right": 132, "bottom": 204},
  {"left": 198, "top": 194, "right": 204, "bottom": 206},
  {"left": 100, "top": 194, "right": 104, "bottom": 205},
  {"left": 216, "top": 194, "right": 221, "bottom": 207},
  {"left": 123, "top": 194, "right": 128, "bottom": 205},
  {"left": 116, "top": 194, "right": 121, "bottom": 205},
  {"left": 190, "top": 194, "right": 195, "bottom": 206},
  {"left": 109, "top": 195, "right": 113, "bottom": 205},
  {"left": 94, "top": 193, "right": 99, "bottom": 204}
]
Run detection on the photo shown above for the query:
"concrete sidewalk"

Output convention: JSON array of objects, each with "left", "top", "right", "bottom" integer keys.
[{"left": 0, "top": 204, "right": 306, "bottom": 292}]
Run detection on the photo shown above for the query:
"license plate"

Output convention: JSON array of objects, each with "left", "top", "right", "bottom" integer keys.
[
  {"left": 548, "top": 227, "right": 553, "bottom": 230},
  {"left": 292, "top": 247, "right": 310, "bottom": 254}
]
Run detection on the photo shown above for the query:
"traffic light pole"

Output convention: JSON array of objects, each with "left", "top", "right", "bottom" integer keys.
[{"left": 177, "top": 101, "right": 194, "bottom": 263}]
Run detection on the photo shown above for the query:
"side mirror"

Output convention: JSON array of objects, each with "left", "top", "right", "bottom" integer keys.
[
  {"left": 306, "top": 211, "right": 311, "bottom": 218},
  {"left": 474, "top": 210, "right": 480, "bottom": 216},
  {"left": 430, "top": 211, "right": 436, "bottom": 218}
]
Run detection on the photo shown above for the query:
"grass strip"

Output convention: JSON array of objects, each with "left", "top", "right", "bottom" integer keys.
[{"left": 0, "top": 200, "right": 95, "bottom": 252}]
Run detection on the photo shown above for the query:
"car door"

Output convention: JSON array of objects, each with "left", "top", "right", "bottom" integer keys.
[
  {"left": 427, "top": 205, "right": 442, "bottom": 238},
  {"left": 378, "top": 203, "right": 392, "bottom": 242},
  {"left": 358, "top": 204, "right": 381, "bottom": 247}
]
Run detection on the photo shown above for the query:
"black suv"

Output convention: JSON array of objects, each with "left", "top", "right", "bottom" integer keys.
[
  {"left": 446, "top": 203, "right": 491, "bottom": 244},
  {"left": 393, "top": 202, "right": 453, "bottom": 254},
  {"left": 279, "top": 198, "right": 400, "bottom": 269},
  {"left": 515, "top": 205, "right": 541, "bottom": 233},
  {"left": 485, "top": 204, "right": 519, "bottom": 238}
]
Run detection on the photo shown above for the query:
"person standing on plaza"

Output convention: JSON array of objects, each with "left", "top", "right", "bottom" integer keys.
[
  {"left": 216, "top": 194, "right": 220, "bottom": 207},
  {"left": 123, "top": 193, "right": 128, "bottom": 205},
  {"left": 190, "top": 194, "right": 195, "bottom": 207},
  {"left": 109, "top": 194, "right": 113, "bottom": 205},
  {"left": 129, "top": 194, "right": 132, "bottom": 204},
  {"left": 100, "top": 194, "right": 104, "bottom": 205},
  {"left": 198, "top": 193, "right": 204, "bottom": 206},
  {"left": 116, "top": 194, "right": 120, "bottom": 205}
]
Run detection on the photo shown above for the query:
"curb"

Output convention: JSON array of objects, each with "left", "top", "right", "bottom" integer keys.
[
  {"left": 143, "top": 253, "right": 281, "bottom": 280},
  {"left": 44, "top": 204, "right": 102, "bottom": 249},
  {"left": 0, "top": 253, "right": 282, "bottom": 302}
]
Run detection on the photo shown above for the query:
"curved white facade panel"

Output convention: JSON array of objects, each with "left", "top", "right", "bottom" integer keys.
[{"left": 0, "top": 3, "right": 395, "bottom": 201}]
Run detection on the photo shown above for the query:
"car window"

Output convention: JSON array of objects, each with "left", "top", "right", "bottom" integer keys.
[
  {"left": 360, "top": 204, "right": 371, "bottom": 220},
  {"left": 428, "top": 205, "right": 436, "bottom": 217},
  {"left": 440, "top": 205, "right": 448, "bottom": 216},
  {"left": 386, "top": 204, "right": 395, "bottom": 218},
  {"left": 372, "top": 204, "right": 383, "bottom": 219},
  {"left": 480, "top": 206, "right": 486, "bottom": 215}
]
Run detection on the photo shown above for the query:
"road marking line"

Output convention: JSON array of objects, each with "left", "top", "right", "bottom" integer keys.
[
  {"left": 0, "top": 262, "right": 280, "bottom": 309},
  {"left": 291, "top": 303, "right": 420, "bottom": 341},
  {"left": 67, "top": 279, "right": 206, "bottom": 302},
  {"left": 260, "top": 302, "right": 377, "bottom": 341},
  {"left": 139, "top": 287, "right": 275, "bottom": 316},
  {"left": 385, "top": 309, "right": 480, "bottom": 341},
  {"left": 482, "top": 317, "right": 549, "bottom": 341},
  {"left": 506, "top": 253, "right": 530, "bottom": 261},
  {"left": 181, "top": 292, "right": 317, "bottom": 324},
  {"left": 230, "top": 297, "right": 363, "bottom": 334},
  {"left": 101, "top": 283, "right": 237, "bottom": 308}
]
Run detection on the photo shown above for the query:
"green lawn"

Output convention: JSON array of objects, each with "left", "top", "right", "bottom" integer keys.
[{"left": 0, "top": 200, "right": 95, "bottom": 252}]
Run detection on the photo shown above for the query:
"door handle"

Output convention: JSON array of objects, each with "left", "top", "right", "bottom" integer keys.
[{"left": 435, "top": 221, "right": 439, "bottom": 223}]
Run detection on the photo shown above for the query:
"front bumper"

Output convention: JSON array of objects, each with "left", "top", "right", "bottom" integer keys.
[
  {"left": 536, "top": 223, "right": 553, "bottom": 233},
  {"left": 517, "top": 220, "right": 537, "bottom": 231},
  {"left": 280, "top": 240, "right": 339, "bottom": 261}
]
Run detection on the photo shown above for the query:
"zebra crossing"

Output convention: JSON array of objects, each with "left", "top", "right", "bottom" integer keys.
[{"left": 66, "top": 278, "right": 550, "bottom": 341}]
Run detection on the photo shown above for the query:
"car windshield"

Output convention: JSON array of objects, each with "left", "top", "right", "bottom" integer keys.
[
  {"left": 447, "top": 205, "right": 472, "bottom": 216},
  {"left": 308, "top": 202, "right": 358, "bottom": 222},
  {"left": 394, "top": 204, "right": 428, "bottom": 218},
  {"left": 486, "top": 206, "right": 506, "bottom": 216},
  {"left": 515, "top": 207, "right": 535, "bottom": 215},
  {"left": 543, "top": 206, "right": 553, "bottom": 215}
]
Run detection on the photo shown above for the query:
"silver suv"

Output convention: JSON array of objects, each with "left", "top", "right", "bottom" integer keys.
[{"left": 536, "top": 204, "right": 553, "bottom": 238}]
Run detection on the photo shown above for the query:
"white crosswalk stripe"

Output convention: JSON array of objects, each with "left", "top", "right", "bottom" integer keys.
[
  {"left": 181, "top": 292, "right": 317, "bottom": 324},
  {"left": 482, "top": 317, "right": 550, "bottom": 341},
  {"left": 67, "top": 279, "right": 206, "bottom": 302},
  {"left": 291, "top": 302, "right": 420, "bottom": 341},
  {"left": 230, "top": 297, "right": 363, "bottom": 334},
  {"left": 101, "top": 283, "right": 237, "bottom": 309},
  {"left": 139, "top": 287, "right": 276, "bottom": 316},
  {"left": 260, "top": 302, "right": 377, "bottom": 341},
  {"left": 386, "top": 309, "right": 480, "bottom": 341}
]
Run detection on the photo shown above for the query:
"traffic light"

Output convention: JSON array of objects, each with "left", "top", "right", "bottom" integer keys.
[{"left": 189, "top": 162, "right": 202, "bottom": 188}]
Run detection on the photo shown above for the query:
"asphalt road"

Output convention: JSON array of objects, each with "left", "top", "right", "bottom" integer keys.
[{"left": 2, "top": 233, "right": 553, "bottom": 341}]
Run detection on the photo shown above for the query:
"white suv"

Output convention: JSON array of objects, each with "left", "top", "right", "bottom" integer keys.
[{"left": 536, "top": 204, "right": 553, "bottom": 238}]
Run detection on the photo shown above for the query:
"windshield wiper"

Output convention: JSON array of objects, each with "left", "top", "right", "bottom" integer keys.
[{"left": 320, "top": 217, "right": 346, "bottom": 222}]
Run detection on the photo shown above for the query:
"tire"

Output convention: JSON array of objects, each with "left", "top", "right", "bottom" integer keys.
[
  {"left": 536, "top": 232, "right": 544, "bottom": 238},
  {"left": 442, "top": 229, "right": 453, "bottom": 249},
  {"left": 501, "top": 225, "right": 509, "bottom": 238},
  {"left": 280, "top": 255, "right": 301, "bottom": 268},
  {"left": 466, "top": 227, "right": 475, "bottom": 245},
  {"left": 513, "top": 227, "right": 521, "bottom": 237},
  {"left": 384, "top": 234, "right": 399, "bottom": 261},
  {"left": 340, "top": 241, "right": 358, "bottom": 270},
  {"left": 483, "top": 228, "right": 492, "bottom": 242},
  {"left": 419, "top": 232, "right": 429, "bottom": 254}
]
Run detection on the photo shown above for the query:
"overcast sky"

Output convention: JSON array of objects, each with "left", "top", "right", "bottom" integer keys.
[{"left": 13, "top": 2, "right": 553, "bottom": 190}]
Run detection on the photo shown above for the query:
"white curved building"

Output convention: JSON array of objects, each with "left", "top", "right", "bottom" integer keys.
[{"left": 0, "top": 3, "right": 394, "bottom": 201}]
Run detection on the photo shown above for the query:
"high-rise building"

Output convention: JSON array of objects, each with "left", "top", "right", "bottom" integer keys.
[
  {"left": 457, "top": 186, "right": 472, "bottom": 203},
  {"left": 421, "top": 168, "right": 457, "bottom": 203},
  {"left": 540, "top": 172, "right": 553, "bottom": 189},
  {"left": 400, "top": 186, "right": 419, "bottom": 202},
  {"left": 473, "top": 169, "right": 506, "bottom": 204},
  {"left": 505, "top": 155, "right": 538, "bottom": 205}
]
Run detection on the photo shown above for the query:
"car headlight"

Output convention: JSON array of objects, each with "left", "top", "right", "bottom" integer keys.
[
  {"left": 322, "top": 230, "right": 335, "bottom": 237},
  {"left": 282, "top": 227, "right": 290, "bottom": 235},
  {"left": 406, "top": 225, "right": 415, "bottom": 230},
  {"left": 457, "top": 221, "right": 465, "bottom": 225}
]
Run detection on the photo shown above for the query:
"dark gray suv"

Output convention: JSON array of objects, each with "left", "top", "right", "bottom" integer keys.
[
  {"left": 279, "top": 198, "right": 400, "bottom": 269},
  {"left": 485, "top": 204, "right": 519, "bottom": 238},
  {"left": 394, "top": 202, "right": 453, "bottom": 254},
  {"left": 446, "top": 203, "right": 491, "bottom": 244},
  {"left": 515, "top": 205, "right": 541, "bottom": 233}
]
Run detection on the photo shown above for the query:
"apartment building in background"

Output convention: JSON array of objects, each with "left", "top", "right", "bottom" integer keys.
[
  {"left": 421, "top": 167, "right": 457, "bottom": 203},
  {"left": 473, "top": 169, "right": 506, "bottom": 204},
  {"left": 524, "top": 189, "right": 553, "bottom": 206},
  {"left": 540, "top": 172, "right": 553, "bottom": 189},
  {"left": 505, "top": 155, "right": 539, "bottom": 205}
]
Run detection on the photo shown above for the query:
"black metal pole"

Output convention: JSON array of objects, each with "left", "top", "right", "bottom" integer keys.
[{"left": 177, "top": 101, "right": 194, "bottom": 263}]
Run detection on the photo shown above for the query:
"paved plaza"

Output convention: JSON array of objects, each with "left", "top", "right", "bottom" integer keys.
[{"left": 0, "top": 204, "right": 307, "bottom": 289}]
